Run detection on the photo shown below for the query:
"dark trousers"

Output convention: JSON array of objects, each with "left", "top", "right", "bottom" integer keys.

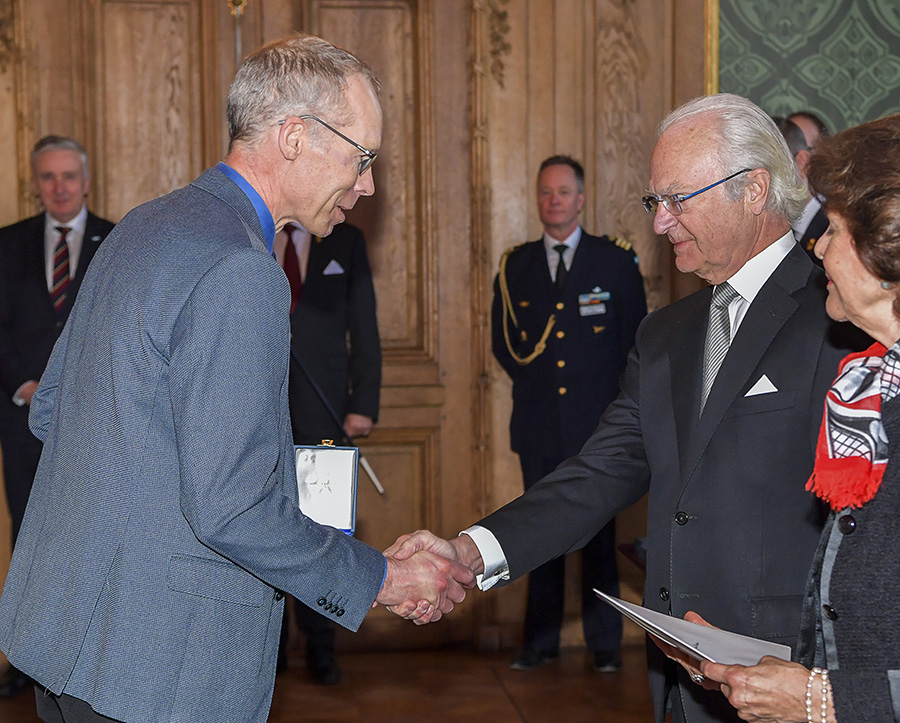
[
  {"left": 519, "top": 452, "right": 622, "bottom": 654},
  {"left": 0, "top": 421, "right": 43, "bottom": 545},
  {"left": 279, "top": 598, "right": 336, "bottom": 660},
  {"left": 35, "top": 690, "right": 121, "bottom": 723}
]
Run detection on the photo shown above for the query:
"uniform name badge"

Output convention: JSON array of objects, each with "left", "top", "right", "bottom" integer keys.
[
  {"left": 294, "top": 443, "right": 358, "bottom": 536},
  {"left": 579, "top": 289, "right": 610, "bottom": 317}
]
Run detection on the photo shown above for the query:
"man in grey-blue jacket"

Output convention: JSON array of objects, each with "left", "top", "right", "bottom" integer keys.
[{"left": 0, "top": 35, "right": 471, "bottom": 723}]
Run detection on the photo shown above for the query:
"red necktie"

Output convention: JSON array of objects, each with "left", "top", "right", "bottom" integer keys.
[
  {"left": 282, "top": 225, "right": 303, "bottom": 314},
  {"left": 51, "top": 226, "right": 71, "bottom": 315}
]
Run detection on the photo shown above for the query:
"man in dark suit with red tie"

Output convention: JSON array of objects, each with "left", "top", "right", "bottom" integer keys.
[
  {"left": 276, "top": 220, "right": 381, "bottom": 684},
  {"left": 0, "top": 135, "right": 114, "bottom": 697}
]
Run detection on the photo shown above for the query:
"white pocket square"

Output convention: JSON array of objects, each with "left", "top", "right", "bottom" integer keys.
[
  {"left": 745, "top": 374, "right": 778, "bottom": 397},
  {"left": 322, "top": 260, "right": 344, "bottom": 275}
]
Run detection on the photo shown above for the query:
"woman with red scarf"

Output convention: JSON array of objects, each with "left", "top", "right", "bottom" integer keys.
[{"left": 694, "top": 113, "right": 900, "bottom": 723}]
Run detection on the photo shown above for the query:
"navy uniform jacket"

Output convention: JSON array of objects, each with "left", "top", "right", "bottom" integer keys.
[
  {"left": 491, "top": 231, "right": 647, "bottom": 460},
  {"left": 288, "top": 223, "right": 381, "bottom": 444}
]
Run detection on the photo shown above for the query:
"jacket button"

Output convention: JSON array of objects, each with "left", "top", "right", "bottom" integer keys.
[
  {"left": 557, "top": 360, "right": 566, "bottom": 368},
  {"left": 822, "top": 604, "right": 837, "bottom": 620},
  {"left": 838, "top": 515, "right": 856, "bottom": 535},
  {"left": 274, "top": 591, "right": 284, "bottom": 601},
  {"left": 556, "top": 302, "right": 564, "bottom": 310},
  {"left": 674, "top": 511, "right": 689, "bottom": 525},
  {"left": 558, "top": 387, "right": 567, "bottom": 395},
  {"left": 317, "top": 597, "right": 327, "bottom": 607},
  {"left": 556, "top": 330, "right": 565, "bottom": 339},
  {"left": 337, "top": 608, "right": 345, "bottom": 617},
  {"left": 659, "top": 587, "right": 670, "bottom": 602}
]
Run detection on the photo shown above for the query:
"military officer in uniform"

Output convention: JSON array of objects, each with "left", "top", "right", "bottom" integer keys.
[{"left": 491, "top": 155, "right": 647, "bottom": 672}]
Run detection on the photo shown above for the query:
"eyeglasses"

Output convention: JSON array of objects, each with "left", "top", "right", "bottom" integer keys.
[
  {"left": 278, "top": 114, "right": 377, "bottom": 176},
  {"left": 642, "top": 168, "right": 752, "bottom": 216}
]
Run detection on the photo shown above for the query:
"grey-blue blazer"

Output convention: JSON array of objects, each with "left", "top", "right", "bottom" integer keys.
[{"left": 0, "top": 168, "right": 387, "bottom": 722}]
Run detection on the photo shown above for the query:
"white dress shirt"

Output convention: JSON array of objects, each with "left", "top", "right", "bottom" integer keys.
[
  {"left": 274, "top": 222, "right": 312, "bottom": 282},
  {"left": 43, "top": 206, "right": 88, "bottom": 291},
  {"left": 543, "top": 226, "right": 582, "bottom": 282}
]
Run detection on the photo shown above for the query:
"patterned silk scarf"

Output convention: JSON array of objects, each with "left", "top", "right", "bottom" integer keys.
[{"left": 806, "top": 341, "right": 900, "bottom": 510}]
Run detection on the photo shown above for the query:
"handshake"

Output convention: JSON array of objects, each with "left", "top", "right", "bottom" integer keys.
[{"left": 373, "top": 531, "right": 485, "bottom": 625}]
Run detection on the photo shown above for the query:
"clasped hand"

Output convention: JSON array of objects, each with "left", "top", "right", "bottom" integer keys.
[
  {"left": 376, "top": 530, "right": 481, "bottom": 625},
  {"left": 653, "top": 612, "right": 823, "bottom": 722}
]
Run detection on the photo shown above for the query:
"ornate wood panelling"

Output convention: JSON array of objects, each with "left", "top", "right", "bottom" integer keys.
[
  {"left": 309, "top": 1, "right": 430, "bottom": 358},
  {"left": 94, "top": 1, "right": 204, "bottom": 219}
]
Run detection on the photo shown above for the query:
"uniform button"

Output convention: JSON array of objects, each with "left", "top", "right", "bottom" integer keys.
[
  {"left": 556, "top": 330, "right": 565, "bottom": 339},
  {"left": 274, "top": 591, "right": 284, "bottom": 601},
  {"left": 838, "top": 515, "right": 856, "bottom": 535},
  {"left": 558, "top": 387, "right": 567, "bottom": 395},
  {"left": 556, "top": 302, "right": 564, "bottom": 310},
  {"left": 822, "top": 604, "right": 837, "bottom": 620},
  {"left": 557, "top": 360, "right": 566, "bottom": 368},
  {"left": 317, "top": 597, "right": 327, "bottom": 607},
  {"left": 659, "top": 587, "right": 669, "bottom": 602},
  {"left": 674, "top": 511, "right": 689, "bottom": 525}
]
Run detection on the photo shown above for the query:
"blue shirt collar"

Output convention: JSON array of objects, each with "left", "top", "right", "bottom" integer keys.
[{"left": 216, "top": 162, "right": 277, "bottom": 253}]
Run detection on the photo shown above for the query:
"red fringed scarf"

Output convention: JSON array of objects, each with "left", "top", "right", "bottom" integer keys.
[{"left": 807, "top": 342, "right": 892, "bottom": 511}]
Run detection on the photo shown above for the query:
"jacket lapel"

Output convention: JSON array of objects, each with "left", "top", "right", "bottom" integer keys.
[
  {"left": 73, "top": 213, "right": 105, "bottom": 282},
  {"left": 668, "top": 288, "right": 712, "bottom": 479},
  {"left": 682, "top": 245, "right": 811, "bottom": 482}
]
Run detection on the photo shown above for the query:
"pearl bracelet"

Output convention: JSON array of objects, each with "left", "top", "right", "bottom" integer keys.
[{"left": 806, "top": 667, "right": 830, "bottom": 723}]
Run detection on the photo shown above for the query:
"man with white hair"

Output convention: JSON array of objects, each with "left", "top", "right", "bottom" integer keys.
[
  {"left": 0, "top": 35, "right": 472, "bottom": 723},
  {"left": 388, "top": 94, "right": 864, "bottom": 723}
]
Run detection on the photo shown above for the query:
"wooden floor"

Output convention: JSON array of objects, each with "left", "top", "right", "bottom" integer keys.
[{"left": 0, "top": 645, "right": 655, "bottom": 722}]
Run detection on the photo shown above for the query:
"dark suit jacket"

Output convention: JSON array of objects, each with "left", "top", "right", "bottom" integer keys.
[
  {"left": 288, "top": 223, "right": 381, "bottom": 444},
  {"left": 799, "top": 206, "right": 829, "bottom": 267},
  {"left": 0, "top": 211, "right": 113, "bottom": 429},
  {"left": 479, "top": 244, "right": 861, "bottom": 723},
  {"left": 491, "top": 232, "right": 647, "bottom": 459}
]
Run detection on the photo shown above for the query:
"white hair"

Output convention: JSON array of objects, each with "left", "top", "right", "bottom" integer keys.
[{"left": 659, "top": 94, "right": 808, "bottom": 225}]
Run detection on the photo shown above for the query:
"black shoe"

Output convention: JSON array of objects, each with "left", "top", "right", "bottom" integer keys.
[
  {"left": 509, "top": 649, "right": 559, "bottom": 671},
  {"left": 592, "top": 650, "right": 622, "bottom": 673},
  {"left": 0, "top": 666, "right": 30, "bottom": 698},
  {"left": 307, "top": 654, "right": 342, "bottom": 685}
]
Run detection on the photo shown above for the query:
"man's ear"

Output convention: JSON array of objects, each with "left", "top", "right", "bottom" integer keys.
[
  {"left": 278, "top": 117, "right": 305, "bottom": 161},
  {"left": 745, "top": 168, "right": 770, "bottom": 215},
  {"left": 795, "top": 149, "right": 811, "bottom": 179}
]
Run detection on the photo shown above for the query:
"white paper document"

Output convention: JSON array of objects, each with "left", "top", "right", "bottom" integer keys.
[{"left": 594, "top": 590, "right": 791, "bottom": 667}]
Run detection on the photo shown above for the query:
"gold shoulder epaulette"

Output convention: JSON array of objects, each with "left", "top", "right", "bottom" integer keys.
[
  {"left": 500, "top": 241, "right": 529, "bottom": 261},
  {"left": 612, "top": 235, "right": 633, "bottom": 252}
]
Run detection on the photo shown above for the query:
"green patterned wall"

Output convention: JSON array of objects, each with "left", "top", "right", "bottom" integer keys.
[{"left": 718, "top": 0, "right": 900, "bottom": 132}]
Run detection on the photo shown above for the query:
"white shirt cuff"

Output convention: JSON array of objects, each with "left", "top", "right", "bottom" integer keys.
[
  {"left": 460, "top": 526, "right": 509, "bottom": 591},
  {"left": 12, "top": 382, "right": 31, "bottom": 406}
]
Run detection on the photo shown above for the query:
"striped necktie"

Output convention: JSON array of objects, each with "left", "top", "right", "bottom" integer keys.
[
  {"left": 51, "top": 226, "right": 71, "bottom": 316},
  {"left": 700, "top": 281, "right": 739, "bottom": 412}
]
